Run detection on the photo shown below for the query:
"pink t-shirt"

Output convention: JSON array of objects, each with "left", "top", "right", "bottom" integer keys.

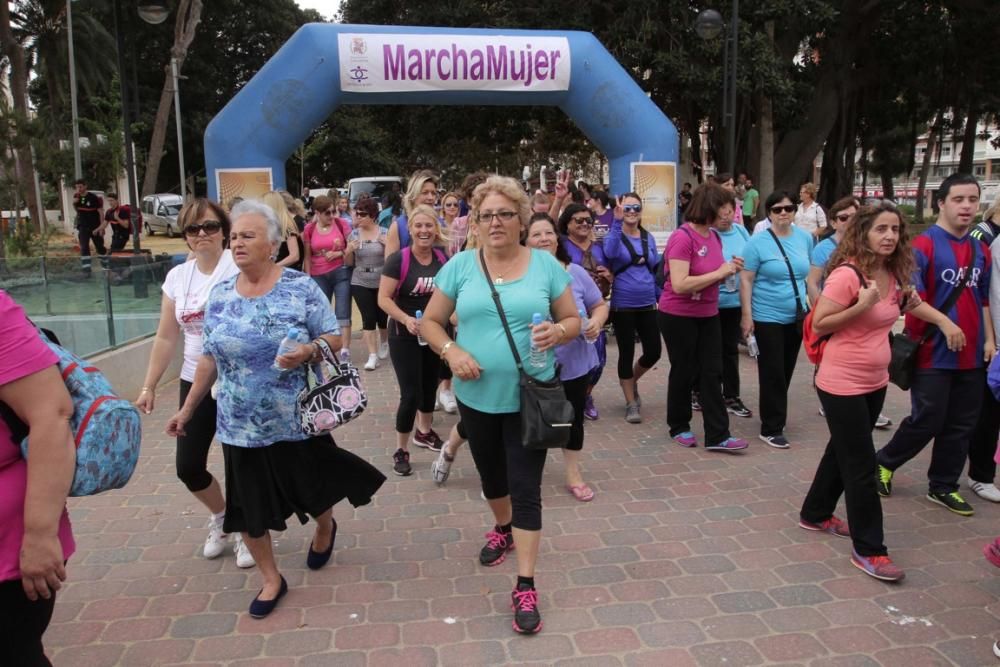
[
  {"left": 303, "top": 217, "right": 350, "bottom": 276},
  {"left": 658, "top": 224, "right": 724, "bottom": 317},
  {"left": 0, "top": 291, "right": 75, "bottom": 582},
  {"left": 815, "top": 265, "right": 902, "bottom": 395}
]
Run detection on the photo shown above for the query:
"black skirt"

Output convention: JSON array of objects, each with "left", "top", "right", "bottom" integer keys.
[{"left": 222, "top": 434, "right": 386, "bottom": 538}]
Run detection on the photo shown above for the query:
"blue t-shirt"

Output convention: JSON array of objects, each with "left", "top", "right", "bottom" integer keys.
[
  {"left": 202, "top": 270, "right": 341, "bottom": 447},
  {"left": 811, "top": 236, "right": 838, "bottom": 269},
  {"left": 717, "top": 224, "right": 750, "bottom": 310},
  {"left": 603, "top": 221, "right": 659, "bottom": 309},
  {"left": 435, "top": 249, "right": 572, "bottom": 413},
  {"left": 742, "top": 226, "right": 814, "bottom": 324},
  {"left": 555, "top": 263, "right": 603, "bottom": 381}
]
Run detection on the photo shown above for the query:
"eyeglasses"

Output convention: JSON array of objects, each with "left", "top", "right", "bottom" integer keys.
[
  {"left": 354, "top": 210, "right": 371, "bottom": 218},
  {"left": 834, "top": 213, "right": 853, "bottom": 222},
  {"left": 444, "top": 202, "right": 459, "bottom": 208},
  {"left": 477, "top": 210, "right": 518, "bottom": 224},
  {"left": 770, "top": 205, "right": 796, "bottom": 214},
  {"left": 184, "top": 220, "right": 222, "bottom": 236},
  {"left": 571, "top": 216, "right": 594, "bottom": 226},
  {"left": 319, "top": 209, "right": 335, "bottom": 216}
]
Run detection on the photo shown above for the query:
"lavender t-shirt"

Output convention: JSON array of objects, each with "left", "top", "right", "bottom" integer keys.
[
  {"left": 555, "top": 264, "right": 603, "bottom": 381},
  {"left": 658, "top": 224, "right": 724, "bottom": 318}
]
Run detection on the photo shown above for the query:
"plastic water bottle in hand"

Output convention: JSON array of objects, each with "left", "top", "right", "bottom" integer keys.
[
  {"left": 579, "top": 308, "right": 596, "bottom": 344},
  {"left": 274, "top": 327, "right": 301, "bottom": 370},
  {"left": 529, "top": 312, "right": 546, "bottom": 368},
  {"left": 415, "top": 310, "right": 427, "bottom": 346},
  {"left": 746, "top": 333, "right": 760, "bottom": 359}
]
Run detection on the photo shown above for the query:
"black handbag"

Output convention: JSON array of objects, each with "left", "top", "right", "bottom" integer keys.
[
  {"left": 479, "top": 249, "right": 574, "bottom": 450},
  {"left": 298, "top": 337, "right": 368, "bottom": 434},
  {"left": 888, "top": 242, "right": 976, "bottom": 390}
]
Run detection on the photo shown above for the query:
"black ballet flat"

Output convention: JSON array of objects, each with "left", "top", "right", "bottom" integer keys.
[
  {"left": 306, "top": 518, "right": 337, "bottom": 570},
  {"left": 248, "top": 576, "right": 287, "bottom": 619}
]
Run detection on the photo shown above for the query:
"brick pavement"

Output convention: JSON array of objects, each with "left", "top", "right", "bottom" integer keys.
[{"left": 46, "top": 339, "right": 1000, "bottom": 666}]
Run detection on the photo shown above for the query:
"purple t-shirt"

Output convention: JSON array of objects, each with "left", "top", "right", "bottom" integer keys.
[
  {"left": 658, "top": 224, "right": 724, "bottom": 317},
  {"left": 555, "top": 264, "right": 603, "bottom": 381}
]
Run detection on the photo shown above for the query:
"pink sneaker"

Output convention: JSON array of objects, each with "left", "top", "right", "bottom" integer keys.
[
  {"left": 851, "top": 551, "right": 905, "bottom": 582},
  {"left": 984, "top": 538, "right": 1000, "bottom": 568},
  {"left": 799, "top": 515, "right": 851, "bottom": 538}
]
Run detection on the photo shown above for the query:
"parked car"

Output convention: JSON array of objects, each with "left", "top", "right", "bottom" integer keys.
[
  {"left": 142, "top": 194, "right": 184, "bottom": 237},
  {"left": 348, "top": 176, "right": 404, "bottom": 209}
]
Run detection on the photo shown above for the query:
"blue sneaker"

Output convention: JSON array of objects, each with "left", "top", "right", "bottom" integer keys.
[
  {"left": 705, "top": 437, "right": 748, "bottom": 452},
  {"left": 673, "top": 431, "right": 698, "bottom": 447}
]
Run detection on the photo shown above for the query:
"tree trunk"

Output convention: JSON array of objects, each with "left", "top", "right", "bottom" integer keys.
[
  {"left": 140, "top": 0, "right": 203, "bottom": 197},
  {"left": 880, "top": 171, "right": 895, "bottom": 201},
  {"left": 754, "top": 21, "right": 776, "bottom": 214},
  {"left": 958, "top": 105, "right": 979, "bottom": 175},
  {"left": 0, "top": 1, "right": 42, "bottom": 233},
  {"left": 915, "top": 111, "right": 943, "bottom": 224}
]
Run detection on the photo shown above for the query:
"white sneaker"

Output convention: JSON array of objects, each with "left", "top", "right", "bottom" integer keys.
[
  {"left": 203, "top": 517, "right": 226, "bottom": 559},
  {"left": 233, "top": 534, "right": 256, "bottom": 568},
  {"left": 968, "top": 479, "right": 1000, "bottom": 503},
  {"left": 438, "top": 388, "right": 458, "bottom": 414},
  {"left": 363, "top": 354, "right": 378, "bottom": 371},
  {"left": 874, "top": 413, "right": 892, "bottom": 429},
  {"left": 378, "top": 340, "right": 389, "bottom": 360}
]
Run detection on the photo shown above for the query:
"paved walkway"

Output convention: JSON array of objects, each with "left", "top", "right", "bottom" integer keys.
[{"left": 47, "top": 340, "right": 1000, "bottom": 666}]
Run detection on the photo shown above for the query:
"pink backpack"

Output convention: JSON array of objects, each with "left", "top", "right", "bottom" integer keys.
[{"left": 393, "top": 246, "right": 447, "bottom": 299}]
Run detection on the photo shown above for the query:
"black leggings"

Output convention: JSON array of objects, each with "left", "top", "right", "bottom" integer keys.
[
  {"left": 351, "top": 285, "right": 388, "bottom": 331},
  {"left": 388, "top": 331, "right": 440, "bottom": 433},
  {"left": 563, "top": 374, "right": 589, "bottom": 452},
  {"left": 611, "top": 307, "right": 661, "bottom": 379},
  {"left": 177, "top": 380, "right": 218, "bottom": 493},
  {"left": 0, "top": 578, "right": 56, "bottom": 666},
  {"left": 458, "top": 400, "right": 547, "bottom": 531}
]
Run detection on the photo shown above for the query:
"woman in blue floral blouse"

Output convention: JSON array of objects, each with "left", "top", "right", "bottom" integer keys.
[{"left": 167, "top": 200, "right": 385, "bottom": 619}]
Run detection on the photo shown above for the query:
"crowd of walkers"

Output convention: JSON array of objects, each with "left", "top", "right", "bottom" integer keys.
[{"left": 6, "top": 167, "right": 1000, "bottom": 662}]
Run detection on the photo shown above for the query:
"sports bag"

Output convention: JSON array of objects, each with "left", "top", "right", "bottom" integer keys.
[
  {"left": 393, "top": 246, "right": 448, "bottom": 299},
  {"left": 18, "top": 331, "right": 141, "bottom": 496},
  {"left": 299, "top": 337, "right": 367, "bottom": 434},
  {"left": 803, "top": 264, "right": 867, "bottom": 365}
]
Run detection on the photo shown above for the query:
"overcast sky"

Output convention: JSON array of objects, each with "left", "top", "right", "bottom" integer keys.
[{"left": 296, "top": 0, "right": 342, "bottom": 21}]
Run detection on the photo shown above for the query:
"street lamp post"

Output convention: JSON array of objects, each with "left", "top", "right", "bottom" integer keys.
[
  {"left": 66, "top": 0, "right": 82, "bottom": 180},
  {"left": 170, "top": 57, "right": 187, "bottom": 200},
  {"left": 696, "top": 2, "right": 739, "bottom": 176},
  {"left": 112, "top": 0, "right": 171, "bottom": 297}
]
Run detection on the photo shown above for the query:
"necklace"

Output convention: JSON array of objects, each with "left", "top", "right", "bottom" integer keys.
[{"left": 486, "top": 253, "right": 519, "bottom": 284}]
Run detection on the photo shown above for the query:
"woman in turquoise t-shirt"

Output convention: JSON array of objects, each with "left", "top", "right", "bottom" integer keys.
[
  {"left": 740, "top": 190, "right": 815, "bottom": 449},
  {"left": 422, "top": 176, "right": 580, "bottom": 636}
]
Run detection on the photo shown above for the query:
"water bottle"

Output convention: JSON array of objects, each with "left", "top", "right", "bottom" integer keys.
[
  {"left": 415, "top": 310, "right": 427, "bottom": 346},
  {"left": 579, "top": 309, "right": 596, "bottom": 344},
  {"left": 274, "top": 327, "right": 301, "bottom": 369},
  {"left": 747, "top": 333, "right": 760, "bottom": 359},
  {"left": 529, "top": 313, "right": 546, "bottom": 368},
  {"left": 724, "top": 272, "right": 739, "bottom": 292}
]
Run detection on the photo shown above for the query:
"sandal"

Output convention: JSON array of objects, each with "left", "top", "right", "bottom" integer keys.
[{"left": 567, "top": 484, "right": 595, "bottom": 502}]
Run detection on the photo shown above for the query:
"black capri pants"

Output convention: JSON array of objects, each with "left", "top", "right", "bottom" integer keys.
[
  {"left": 611, "top": 306, "right": 661, "bottom": 379},
  {"left": 0, "top": 579, "right": 56, "bottom": 666},
  {"left": 351, "top": 284, "right": 388, "bottom": 331},
  {"left": 388, "top": 324, "right": 441, "bottom": 433},
  {"left": 562, "top": 374, "right": 589, "bottom": 452},
  {"left": 177, "top": 379, "right": 218, "bottom": 493},
  {"left": 458, "top": 400, "right": 547, "bottom": 531}
]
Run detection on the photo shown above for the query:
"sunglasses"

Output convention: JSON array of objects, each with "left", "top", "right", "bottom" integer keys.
[
  {"left": 184, "top": 220, "right": 222, "bottom": 236},
  {"left": 444, "top": 202, "right": 459, "bottom": 208},
  {"left": 354, "top": 210, "right": 371, "bottom": 218},
  {"left": 622, "top": 204, "right": 642, "bottom": 213},
  {"left": 319, "top": 209, "right": 335, "bottom": 216},
  {"left": 834, "top": 213, "right": 853, "bottom": 222},
  {"left": 770, "top": 205, "right": 796, "bottom": 214},
  {"left": 571, "top": 216, "right": 594, "bottom": 226}
]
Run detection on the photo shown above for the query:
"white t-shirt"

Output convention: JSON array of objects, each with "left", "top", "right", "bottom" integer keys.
[
  {"left": 161, "top": 251, "right": 239, "bottom": 381},
  {"left": 795, "top": 202, "right": 827, "bottom": 234}
]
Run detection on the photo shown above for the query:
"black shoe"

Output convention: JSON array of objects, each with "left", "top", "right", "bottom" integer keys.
[
  {"left": 479, "top": 526, "right": 514, "bottom": 566},
  {"left": 511, "top": 583, "right": 542, "bottom": 634},
  {"left": 691, "top": 391, "right": 702, "bottom": 412},
  {"left": 725, "top": 397, "right": 752, "bottom": 418},
  {"left": 392, "top": 448, "right": 412, "bottom": 476},
  {"left": 926, "top": 491, "right": 974, "bottom": 516},
  {"left": 306, "top": 518, "right": 337, "bottom": 570},
  {"left": 249, "top": 576, "right": 287, "bottom": 618}
]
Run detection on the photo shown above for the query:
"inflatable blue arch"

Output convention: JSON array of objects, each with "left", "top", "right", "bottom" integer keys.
[{"left": 205, "top": 23, "right": 677, "bottom": 208}]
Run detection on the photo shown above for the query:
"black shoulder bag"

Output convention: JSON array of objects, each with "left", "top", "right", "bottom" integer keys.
[
  {"left": 767, "top": 228, "right": 808, "bottom": 325},
  {"left": 889, "top": 241, "right": 977, "bottom": 390},
  {"left": 479, "top": 248, "right": 574, "bottom": 450},
  {"left": 614, "top": 228, "right": 655, "bottom": 276}
]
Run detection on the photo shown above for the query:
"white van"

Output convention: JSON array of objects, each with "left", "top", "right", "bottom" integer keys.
[{"left": 348, "top": 176, "right": 404, "bottom": 209}]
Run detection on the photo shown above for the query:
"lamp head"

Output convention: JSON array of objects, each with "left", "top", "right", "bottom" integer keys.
[
  {"left": 695, "top": 9, "right": 725, "bottom": 40},
  {"left": 137, "top": 0, "right": 170, "bottom": 25}
]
